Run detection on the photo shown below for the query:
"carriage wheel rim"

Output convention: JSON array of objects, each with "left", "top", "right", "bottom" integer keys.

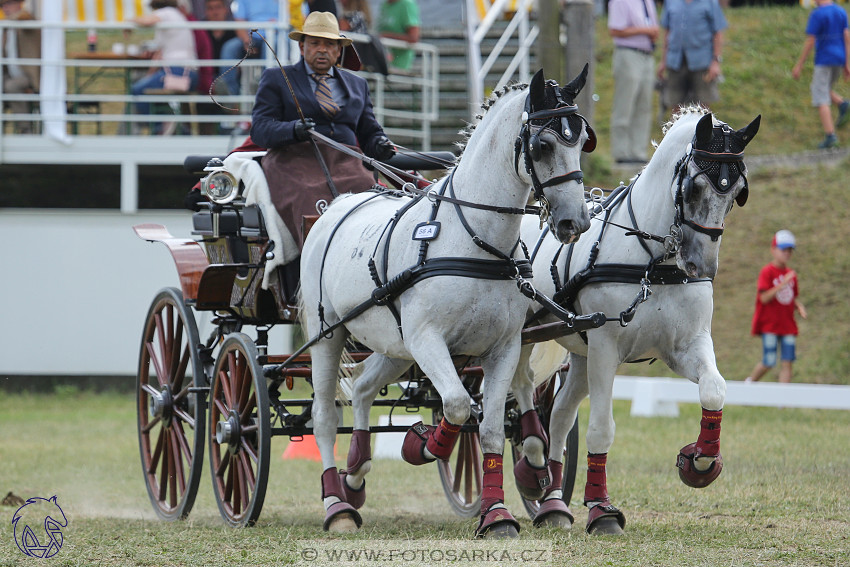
[
  {"left": 137, "top": 288, "right": 205, "bottom": 521},
  {"left": 208, "top": 333, "right": 270, "bottom": 527}
]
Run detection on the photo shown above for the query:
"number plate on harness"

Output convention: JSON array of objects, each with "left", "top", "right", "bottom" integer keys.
[{"left": 412, "top": 221, "right": 441, "bottom": 240}]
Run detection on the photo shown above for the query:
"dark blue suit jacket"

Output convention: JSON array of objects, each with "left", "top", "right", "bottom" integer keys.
[{"left": 250, "top": 60, "right": 387, "bottom": 157}]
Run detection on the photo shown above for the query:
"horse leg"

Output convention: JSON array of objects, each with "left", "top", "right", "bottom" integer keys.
[
  {"left": 475, "top": 341, "right": 523, "bottom": 539},
  {"left": 343, "top": 355, "right": 414, "bottom": 508},
  {"left": 668, "top": 336, "right": 726, "bottom": 488},
  {"left": 532, "top": 353, "right": 587, "bottom": 529},
  {"left": 511, "top": 345, "right": 551, "bottom": 501},
  {"left": 582, "top": 348, "right": 626, "bottom": 535},
  {"left": 398, "top": 335, "right": 470, "bottom": 466},
  {"left": 311, "top": 330, "right": 362, "bottom": 532}
]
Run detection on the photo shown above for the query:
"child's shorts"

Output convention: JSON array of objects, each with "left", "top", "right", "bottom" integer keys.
[
  {"left": 811, "top": 65, "right": 841, "bottom": 106},
  {"left": 761, "top": 333, "right": 796, "bottom": 367}
]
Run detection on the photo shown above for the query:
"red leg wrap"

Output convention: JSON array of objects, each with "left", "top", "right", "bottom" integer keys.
[
  {"left": 520, "top": 409, "right": 549, "bottom": 448},
  {"left": 321, "top": 467, "right": 344, "bottom": 500},
  {"left": 584, "top": 453, "right": 609, "bottom": 504},
  {"left": 346, "top": 429, "right": 372, "bottom": 473},
  {"left": 696, "top": 408, "right": 722, "bottom": 458},
  {"left": 544, "top": 459, "right": 563, "bottom": 497},
  {"left": 425, "top": 418, "right": 462, "bottom": 461},
  {"left": 481, "top": 453, "right": 504, "bottom": 513}
]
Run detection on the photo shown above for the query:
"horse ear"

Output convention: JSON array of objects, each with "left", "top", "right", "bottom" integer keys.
[
  {"left": 695, "top": 113, "right": 714, "bottom": 146},
  {"left": 738, "top": 114, "right": 761, "bottom": 147},
  {"left": 561, "top": 63, "right": 589, "bottom": 101},
  {"left": 529, "top": 69, "right": 546, "bottom": 111}
]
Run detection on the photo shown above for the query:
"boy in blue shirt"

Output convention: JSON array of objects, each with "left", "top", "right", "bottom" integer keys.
[{"left": 792, "top": 0, "right": 850, "bottom": 149}]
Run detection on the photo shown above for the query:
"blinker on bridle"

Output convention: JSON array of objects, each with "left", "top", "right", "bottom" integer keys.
[{"left": 674, "top": 124, "right": 748, "bottom": 242}]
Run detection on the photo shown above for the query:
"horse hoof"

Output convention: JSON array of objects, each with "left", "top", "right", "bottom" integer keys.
[
  {"left": 535, "top": 512, "right": 573, "bottom": 529},
  {"left": 327, "top": 514, "right": 359, "bottom": 533},
  {"left": 482, "top": 522, "right": 519, "bottom": 539},
  {"left": 323, "top": 501, "right": 363, "bottom": 532},
  {"left": 676, "top": 443, "right": 723, "bottom": 488},
  {"left": 586, "top": 502, "right": 626, "bottom": 536},
  {"left": 533, "top": 498, "right": 574, "bottom": 529},
  {"left": 587, "top": 516, "right": 625, "bottom": 536},
  {"left": 475, "top": 507, "right": 521, "bottom": 539}
]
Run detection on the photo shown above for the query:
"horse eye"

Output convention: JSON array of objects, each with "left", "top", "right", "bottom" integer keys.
[{"left": 539, "top": 139, "right": 552, "bottom": 153}]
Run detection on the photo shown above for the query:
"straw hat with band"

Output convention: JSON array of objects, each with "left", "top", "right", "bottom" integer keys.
[{"left": 289, "top": 12, "right": 353, "bottom": 47}]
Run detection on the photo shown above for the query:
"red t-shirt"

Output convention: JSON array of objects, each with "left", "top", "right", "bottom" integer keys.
[{"left": 751, "top": 263, "right": 799, "bottom": 336}]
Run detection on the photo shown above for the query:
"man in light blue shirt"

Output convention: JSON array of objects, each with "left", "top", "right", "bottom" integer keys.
[{"left": 658, "top": 0, "right": 727, "bottom": 112}]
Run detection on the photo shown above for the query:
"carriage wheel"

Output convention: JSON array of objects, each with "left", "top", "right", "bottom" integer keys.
[
  {"left": 208, "top": 333, "right": 270, "bottom": 527},
  {"left": 137, "top": 287, "right": 206, "bottom": 521}
]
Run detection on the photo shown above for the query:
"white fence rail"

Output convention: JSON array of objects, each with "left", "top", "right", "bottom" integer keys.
[{"left": 614, "top": 376, "right": 850, "bottom": 417}]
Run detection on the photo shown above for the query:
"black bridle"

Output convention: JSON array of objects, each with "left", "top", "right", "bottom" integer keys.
[
  {"left": 673, "top": 124, "right": 749, "bottom": 242},
  {"left": 514, "top": 90, "right": 596, "bottom": 225}
]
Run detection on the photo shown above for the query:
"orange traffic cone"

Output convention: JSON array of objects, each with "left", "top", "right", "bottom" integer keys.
[{"left": 281, "top": 435, "right": 336, "bottom": 461}]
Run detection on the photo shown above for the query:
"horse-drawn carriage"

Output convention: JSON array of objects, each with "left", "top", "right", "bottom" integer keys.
[{"left": 134, "top": 64, "right": 761, "bottom": 536}]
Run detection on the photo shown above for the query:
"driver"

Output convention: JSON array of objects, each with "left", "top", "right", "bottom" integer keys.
[{"left": 250, "top": 11, "right": 396, "bottom": 249}]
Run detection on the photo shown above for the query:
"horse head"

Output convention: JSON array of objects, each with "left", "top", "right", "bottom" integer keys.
[
  {"left": 519, "top": 67, "right": 593, "bottom": 244},
  {"left": 672, "top": 112, "right": 761, "bottom": 278}
]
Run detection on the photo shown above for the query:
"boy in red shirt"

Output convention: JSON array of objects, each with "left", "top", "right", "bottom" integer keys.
[{"left": 746, "top": 230, "right": 808, "bottom": 383}]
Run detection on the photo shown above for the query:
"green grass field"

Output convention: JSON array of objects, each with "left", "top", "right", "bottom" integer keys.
[{"left": 0, "top": 392, "right": 847, "bottom": 566}]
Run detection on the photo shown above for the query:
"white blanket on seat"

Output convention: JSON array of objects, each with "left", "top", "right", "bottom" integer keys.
[{"left": 223, "top": 151, "right": 300, "bottom": 290}]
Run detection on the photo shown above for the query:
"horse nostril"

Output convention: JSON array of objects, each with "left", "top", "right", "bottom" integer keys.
[{"left": 556, "top": 220, "right": 577, "bottom": 243}]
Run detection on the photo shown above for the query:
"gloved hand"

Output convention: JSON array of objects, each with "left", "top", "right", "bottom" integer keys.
[
  {"left": 294, "top": 118, "right": 315, "bottom": 141},
  {"left": 375, "top": 136, "right": 396, "bottom": 161}
]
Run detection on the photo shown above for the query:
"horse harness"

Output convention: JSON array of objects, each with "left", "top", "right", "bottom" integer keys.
[
  {"left": 530, "top": 122, "right": 749, "bottom": 343},
  {"left": 309, "top": 93, "right": 600, "bottom": 344}
]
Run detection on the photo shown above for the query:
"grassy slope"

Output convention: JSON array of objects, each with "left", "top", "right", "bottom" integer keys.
[{"left": 587, "top": 7, "right": 850, "bottom": 384}]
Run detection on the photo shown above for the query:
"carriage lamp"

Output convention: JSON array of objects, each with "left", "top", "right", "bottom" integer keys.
[{"left": 200, "top": 162, "right": 239, "bottom": 204}]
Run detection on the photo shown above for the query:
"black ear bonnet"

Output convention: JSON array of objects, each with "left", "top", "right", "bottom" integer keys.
[
  {"left": 682, "top": 119, "right": 749, "bottom": 207},
  {"left": 525, "top": 79, "right": 596, "bottom": 161}
]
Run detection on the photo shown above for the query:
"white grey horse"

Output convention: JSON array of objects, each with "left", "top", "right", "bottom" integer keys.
[
  {"left": 299, "top": 68, "right": 595, "bottom": 537},
  {"left": 512, "top": 107, "right": 761, "bottom": 534}
]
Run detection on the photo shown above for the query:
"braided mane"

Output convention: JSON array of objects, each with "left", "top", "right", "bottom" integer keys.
[{"left": 455, "top": 82, "right": 528, "bottom": 155}]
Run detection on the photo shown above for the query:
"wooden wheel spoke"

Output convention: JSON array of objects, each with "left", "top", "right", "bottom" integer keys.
[
  {"left": 169, "top": 320, "right": 184, "bottom": 386},
  {"left": 172, "top": 339, "right": 190, "bottom": 392},
  {"left": 238, "top": 452, "right": 255, "bottom": 501},
  {"left": 213, "top": 397, "right": 229, "bottom": 419},
  {"left": 140, "top": 383, "right": 160, "bottom": 399},
  {"left": 224, "top": 456, "right": 235, "bottom": 505},
  {"left": 150, "top": 426, "right": 165, "bottom": 474},
  {"left": 240, "top": 437, "right": 258, "bottom": 464},
  {"left": 452, "top": 435, "right": 466, "bottom": 494},
  {"left": 142, "top": 415, "right": 162, "bottom": 434},
  {"left": 167, "top": 428, "right": 178, "bottom": 507},
  {"left": 230, "top": 460, "right": 241, "bottom": 515},
  {"left": 173, "top": 407, "right": 196, "bottom": 429},
  {"left": 170, "top": 428, "right": 186, "bottom": 495},
  {"left": 216, "top": 449, "right": 231, "bottom": 477},
  {"left": 173, "top": 419, "right": 193, "bottom": 464},
  {"left": 221, "top": 358, "right": 235, "bottom": 408},
  {"left": 237, "top": 362, "right": 252, "bottom": 413},
  {"left": 158, "top": 428, "right": 170, "bottom": 502},
  {"left": 146, "top": 340, "right": 167, "bottom": 388},
  {"left": 239, "top": 393, "right": 257, "bottom": 423}
]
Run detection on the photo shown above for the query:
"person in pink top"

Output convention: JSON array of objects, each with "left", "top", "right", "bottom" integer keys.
[{"left": 746, "top": 230, "right": 808, "bottom": 383}]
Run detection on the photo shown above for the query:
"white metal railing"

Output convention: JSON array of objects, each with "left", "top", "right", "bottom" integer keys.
[
  {"left": 465, "top": 0, "right": 537, "bottom": 113},
  {"left": 0, "top": 19, "right": 439, "bottom": 212}
]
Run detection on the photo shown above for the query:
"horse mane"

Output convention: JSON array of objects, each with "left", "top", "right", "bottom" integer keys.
[
  {"left": 455, "top": 82, "right": 529, "bottom": 156},
  {"left": 660, "top": 104, "right": 712, "bottom": 137}
]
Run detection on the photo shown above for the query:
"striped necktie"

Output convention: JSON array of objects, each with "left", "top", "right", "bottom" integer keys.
[{"left": 311, "top": 73, "right": 339, "bottom": 119}]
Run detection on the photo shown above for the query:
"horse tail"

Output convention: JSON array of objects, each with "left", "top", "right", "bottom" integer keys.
[{"left": 529, "top": 342, "right": 569, "bottom": 388}]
